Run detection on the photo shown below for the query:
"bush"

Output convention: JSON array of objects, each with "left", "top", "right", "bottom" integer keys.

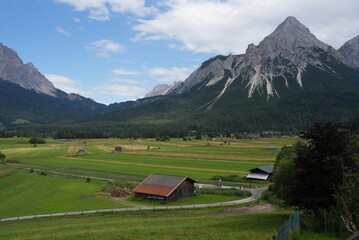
[
  {"left": 0, "top": 158, "right": 19, "bottom": 164},
  {"left": 29, "top": 138, "right": 46, "bottom": 144},
  {"left": 197, "top": 188, "right": 251, "bottom": 197},
  {"left": 0, "top": 151, "right": 5, "bottom": 159},
  {"left": 103, "top": 180, "right": 137, "bottom": 190},
  {"left": 155, "top": 136, "right": 170, "bottom": 142}
]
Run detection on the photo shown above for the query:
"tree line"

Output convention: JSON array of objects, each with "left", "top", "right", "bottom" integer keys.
[{"left": 267, "top": 122, "right": 359, "bottom": 235}]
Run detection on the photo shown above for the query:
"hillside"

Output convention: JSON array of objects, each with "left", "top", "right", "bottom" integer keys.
[
  {"left": 0, "top": 43, "right": 108, "bottom": 125},
  {"left": 33, "top": 17, "right": 359, "bottom": 135},
  {"left": 0, "top": 78, "right": 107, "bottom": 125}
]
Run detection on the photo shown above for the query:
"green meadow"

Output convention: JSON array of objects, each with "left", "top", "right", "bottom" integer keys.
[
  {"left": 3, "top": 137, "right": 344, "bottom": 239},
  {"left": 0, "top": 208, "right": 291, "bottom": 240},
  {"left": 0, "top": 137, "right": 297, "bottom": 219},
  {"left": 0, "top": 168, "right": 125, "bottom": 218},
  {"left": 1, "top": 137, "right": 296, "bottom": 184}
]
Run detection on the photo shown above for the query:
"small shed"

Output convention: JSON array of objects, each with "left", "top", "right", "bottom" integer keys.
[
  {"left": 246, "top": 165, "right": 274, "bottom": 181},
  {"left": 133, "top": 174, "right": 196, "bottom": 202},
  {"left": 77, "top": 149, "right": 86, "bottom": 155},
  {"left": 265, "top": 146, "right": 278, "bottom": 150},
  {"left": 114, "top": 146, "right": 122, "bottom": 152}
]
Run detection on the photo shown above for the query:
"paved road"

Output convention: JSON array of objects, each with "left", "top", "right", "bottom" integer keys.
[{"left": 0, "top": 186, "right": 268, "bottom": 222}]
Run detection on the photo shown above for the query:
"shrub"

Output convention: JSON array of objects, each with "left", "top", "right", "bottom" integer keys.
[
  {"left": 197, "top": 188, "right": 251, "bottom": 197},
  {"left": 29, "top": 138, "right": 46, "bottom": 144},
  {"left": 0, "top": 158, "right": 19, "bottom": 164}
]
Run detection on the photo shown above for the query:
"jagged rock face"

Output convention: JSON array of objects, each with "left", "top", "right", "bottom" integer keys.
[
  {"left": 166, "top": 16, "right": 348, "bottom": 108},
  {"left": 339, "top": 35, "right": 359, "bottom": 69},
  {"left": 145, "top": 84, "right": 171, "bottom": 97},
  {"left": 0, "top": 43, "right": 57, "bottom": 97},
  {"left": 145, "top": 81, "right": 182, "bottom": 97}
]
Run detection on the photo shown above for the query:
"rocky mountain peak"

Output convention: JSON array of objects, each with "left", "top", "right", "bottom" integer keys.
[
  {"left": 258, "top": 16, "right": 330, "bottom": 55},
  {"left": 145, "top": 81, "right": 182, "bottom": 97},
  {"left": 145, "top": 84, "right": 171, "bottom": 98},
  {"left": 0, "top": 42, "right": 57, "bottom": 97},
  {"left": 338, "top": 35, "right": 359, "bottom": 69},
  {"left": 164, "top": 16, "right": 350, "bottom": 108}
]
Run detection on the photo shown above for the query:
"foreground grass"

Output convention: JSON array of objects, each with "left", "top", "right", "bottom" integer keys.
[
  {"left": 0, "top": 167, "right": 253, "bottom": 218},
  {"left": 129, "top": 192, "right": 249, "bottom": 207},
  {"left": 299, "top": 231, "right": 351, "bottom": 240},
  {"left": 0, "top": 210, "right": 290, "bottom": 240},
  {"left": 0, "top": 169, "right": 125, "bottom": 218}
]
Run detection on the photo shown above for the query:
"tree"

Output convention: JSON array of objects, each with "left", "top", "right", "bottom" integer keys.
[
  {"left": 291, "top": 122, "right": 358, "bottom": 210},
  {"left": 29, "top": 138, "right": 45, "bottom": 144},
  {"left": 271, "top": 141, "right": 307, "bottom": 204},
  {"left": 0, "top": 151, "right": 5, "bottom": 159}
]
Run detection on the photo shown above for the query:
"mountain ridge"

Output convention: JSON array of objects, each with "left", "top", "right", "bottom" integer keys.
[
  {"left": 146, "top": 16, "right": 358, "bottom": 109},
  {"left": 61, "top": 16, "right": 359, "bottom": 134}
]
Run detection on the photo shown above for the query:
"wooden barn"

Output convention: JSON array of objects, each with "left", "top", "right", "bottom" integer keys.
[
  {"left": 77, "top": 149, "right": 86, "bottom": 155},
  {"left": 246, "top": 165, "right": 274, "bottom": 181},
  {"left": 133, "top": 174, "right": 196, "bottom": 202},
  {"left": 114, "top": 146, "right": 122, "bottom": 152}
]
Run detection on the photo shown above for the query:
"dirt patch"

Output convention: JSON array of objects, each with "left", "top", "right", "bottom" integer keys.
[
  {"left": 80, "top": 195, "right": 94, "bottom": 200},
  {"left": 204, "top": 203, "right": 276, "bottom": 216},
  {"left": 120, "top": 144, "right": 148, "bottom": 150},
  {"left": 97, "top": 187, "right": 132, "bottom": 197}
]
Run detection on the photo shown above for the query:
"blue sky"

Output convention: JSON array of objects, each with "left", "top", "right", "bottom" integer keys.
[{"left": 1, "top": 0, "right": 359, "bottom": 104}]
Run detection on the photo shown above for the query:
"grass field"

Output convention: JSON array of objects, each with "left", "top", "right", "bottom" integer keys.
[
  {"left": 1, "top": 137, "right": 297, "bottom": 184},
  {"left": 0, "top": 208, "right": 291, "bottom": 240},
  {"left": 0, "top": 168, "right": 126, "bottom": 218},
  {"left": 0, "top": 137, "right": 297, "bottom": 218},
  {"left": 2, "top": 136, "right": 342, "bottom": 239}
]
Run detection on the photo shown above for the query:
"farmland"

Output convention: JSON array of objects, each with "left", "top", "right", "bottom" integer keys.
[
  {"left": 1, "top": 137, "right": 296, "bottom": 184},
  {"left": 0, "top": 137, "right": 298, "bottom": 238}
]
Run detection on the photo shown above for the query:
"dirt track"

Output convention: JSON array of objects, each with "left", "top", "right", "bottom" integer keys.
[{"left": 204, "top": 203, "right": 276, "bottom": 216}]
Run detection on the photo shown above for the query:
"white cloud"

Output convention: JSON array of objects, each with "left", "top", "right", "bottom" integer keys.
[
  {"left": 55, "top": 0, "right": 156, "bottom": 20},
  {"left": 86, "top": 39, "right": 124, "bottom": 58},
  {"left": 108, "top": 78, "right": 140, "bottom": 84},
  {"left": 56, "top": 26, "right": 71, "bottom": 37},
  {"left": 134, "top": 0, "right": 359, "bottom": 54},
  {"left": 73, "top": 17, "right": 81, "bottom": 22},
  {"left": 45, "top": 74, "right": 93, "bottom": 96},
  {"left": 92, "top": 84, "right": 146, "bottom": 97},
  {"left": 148, "top": 67, "right": 194, "bottom": 83},
  {"left": 89, "top": 6, "right": 110, "bottom": 21},
  {"left": 111, "top": 68, "right": 141, "bottom": 75}
]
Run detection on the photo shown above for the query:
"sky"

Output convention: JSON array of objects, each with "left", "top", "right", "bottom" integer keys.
[{"left": 1, "top": 0, "right": 359, "bottom": 104}]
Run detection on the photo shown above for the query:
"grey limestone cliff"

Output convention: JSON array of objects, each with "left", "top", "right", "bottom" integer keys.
[
  {"left": 339, "top": 35, "right": 359, "bottom": 69},
  {"left": 0, "top": 43, "right": 58, "bottom": 97}
]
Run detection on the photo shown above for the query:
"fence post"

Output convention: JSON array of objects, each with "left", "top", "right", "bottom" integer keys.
[
  {"left": 323, "top": 210, "right": 327, "bottom": 233},
  {"left": 274, "top": 210, "right": 300, "bottom": 240}
]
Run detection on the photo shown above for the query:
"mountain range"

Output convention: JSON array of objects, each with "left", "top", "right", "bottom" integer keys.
[{"left": 1, "top": 16, "right": 359, "bottom": 134}]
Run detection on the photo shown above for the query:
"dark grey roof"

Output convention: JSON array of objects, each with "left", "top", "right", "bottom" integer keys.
[
  {"left": 141, "top": 174, "right": 196, "bottom": 187},
  {"left": 249, "top": 165, "right": 274, "bottom": 174}
]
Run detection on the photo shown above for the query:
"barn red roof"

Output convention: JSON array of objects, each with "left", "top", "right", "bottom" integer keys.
[
  {"left": 132, "top": 174, "right": 196, "bottom": 197},
  {"left": 133, "top": 184, "right": 174, "bottom": 197}
]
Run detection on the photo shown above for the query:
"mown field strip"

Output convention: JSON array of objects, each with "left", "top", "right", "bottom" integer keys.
[
  {"left": 2, "top": 148, "right": 35, "bottom": 158},
  {"left": 121, "top": 151, "right": 274, "bottom": 161},
  {"left": 58, "top": 156, "right": 248, "bottom": 174}
]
